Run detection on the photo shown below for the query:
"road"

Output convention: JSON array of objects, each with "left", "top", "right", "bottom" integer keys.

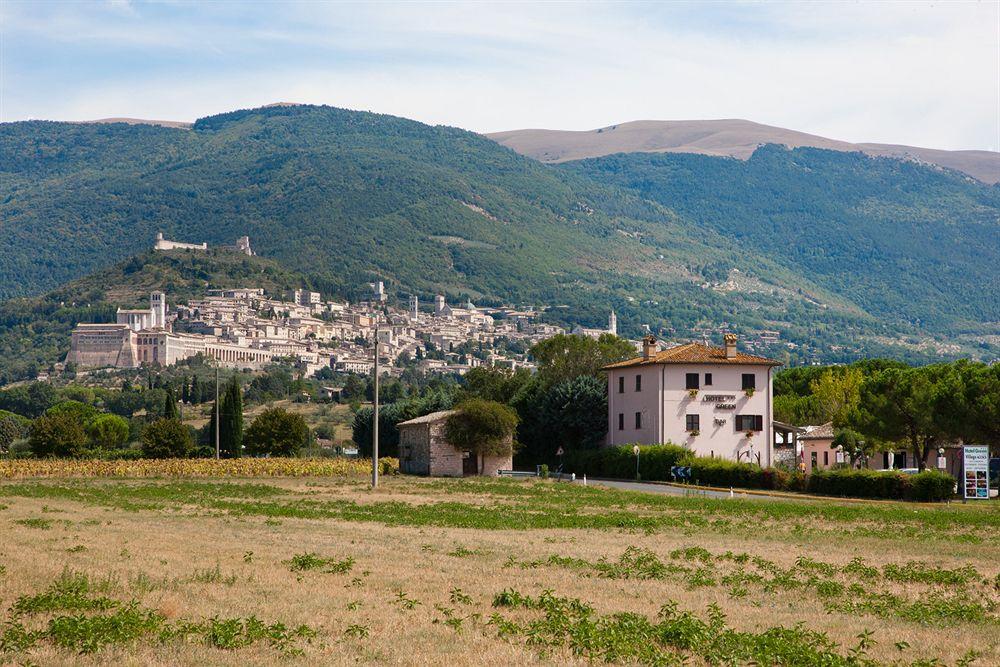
[{"left": 578, "top": 478, "right": 773, "bottom": 500}]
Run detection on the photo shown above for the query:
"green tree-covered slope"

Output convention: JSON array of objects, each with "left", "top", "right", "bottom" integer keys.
[
  {"left": 1, "top": 104, "right": 997, "bottom": 369},
  {"left": 560, "top": 147, "right": 1000, "bottom": 333}
]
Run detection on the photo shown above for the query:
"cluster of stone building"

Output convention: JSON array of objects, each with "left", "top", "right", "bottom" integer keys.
[{"left": 67, "top": 281, "right": 618, "bottom": 380}]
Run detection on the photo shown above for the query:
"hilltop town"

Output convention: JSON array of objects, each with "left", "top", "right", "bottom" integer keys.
[{"left": 66, "top": 234, "right": 619, "bottom": 378}]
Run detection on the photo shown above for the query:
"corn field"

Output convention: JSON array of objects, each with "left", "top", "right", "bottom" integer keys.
[{"left": 0, "top": 457, "right": 399, "bottom": 479}]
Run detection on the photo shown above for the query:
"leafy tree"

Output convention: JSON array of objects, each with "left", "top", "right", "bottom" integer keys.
[
  {"left": 462, "top": 367, "right": 532, "bottom": 404},
  {"left": 219, "top": 376, "right": 244, "bottom": 458},
  {"left": 244, "top": 407, "right": 308, "bottom": 457},
  {"left": 341, "top": 375, "right": 367, "bottom": 401},
  {"left": 143, "top": 388, "right": 167, "bottom": 418},
  {"left": 810, "top": 367, "right": 863, "bottom": 426},
  {"left": 108, "top": 390, "right": 145, "bottom": 418},
  {"left": 444, "top": 399, "right": 519, "bottom": 473},
  {"left": 141, "top": 418, "right": 193, "bottom": 459},
  {"left": 45, "top": 400, "right": 99, "bottom": 427},
  {"left": 163, "top": 385, "right": 179, "bottom": 420},
  {"left": 530, "top": 334, "right": 635, "bottom": 387},
  {"left": 181, "top": 377, "right": 190, "bottom": 404},
  {"left": 0, "top": 410, "right": 30, "bottom": 452},
  {"left": 0, "top": 382, "right": 58, "bottom": 418},
  {"left": 852, "top": 365, "right": 960, "bottom": 471},
  {"left": 87, "top": 414, "right": 130, "bottom": 449},
  {"left": 29, "top": 412, "right": 89, "bottom": 458},
  {"left": 541, "top": 375, "right": 608, "bottom": 452}
]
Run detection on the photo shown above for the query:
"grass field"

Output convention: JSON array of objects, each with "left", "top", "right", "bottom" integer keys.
[{"left": 0, "top": 471, "right": 997, "bottom": 665}]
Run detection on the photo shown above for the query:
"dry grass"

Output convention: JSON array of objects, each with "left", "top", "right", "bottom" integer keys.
[{"left": 0, "top": 476, "right": 996, "bottom": 665}]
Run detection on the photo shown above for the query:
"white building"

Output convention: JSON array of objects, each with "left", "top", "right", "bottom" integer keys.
[{"left": 603, "top": 334, "right": 781, "bottom": 466}]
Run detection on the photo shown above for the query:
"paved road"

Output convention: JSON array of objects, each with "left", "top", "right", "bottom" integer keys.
[{"left": 578, "top": 478, "right": 770, "bottom": 500}]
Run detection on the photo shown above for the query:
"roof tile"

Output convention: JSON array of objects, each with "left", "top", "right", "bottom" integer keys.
[{"left": 603, "top": 342, "right": 781, "bottom": 369}]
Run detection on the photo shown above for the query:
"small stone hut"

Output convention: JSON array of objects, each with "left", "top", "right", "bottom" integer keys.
[{"left": 396, "top": 410, "right": 512, "bottom": 477}]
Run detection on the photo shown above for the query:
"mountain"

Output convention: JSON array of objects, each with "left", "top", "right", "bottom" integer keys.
[
  {"left": 487, "top": 119, "right": 1000, "bottom": 184},
  {"left": 1, "top": 103, "right": 998, "bottom": 376}
]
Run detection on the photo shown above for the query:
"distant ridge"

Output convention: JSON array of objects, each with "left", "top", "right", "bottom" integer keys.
[
  {"left": 83, "top": 103, "right": 307, "bottom": 130},
  {"left": 487, "top": 119, "right": 1000, "bottom": 184},
  {"left": 86, "top": 117, "right": 193, "bottom": 129}
]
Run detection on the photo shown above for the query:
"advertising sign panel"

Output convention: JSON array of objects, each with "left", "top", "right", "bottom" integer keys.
[{"left": 963, "top": 446, "right": 989, "bottom": 500}]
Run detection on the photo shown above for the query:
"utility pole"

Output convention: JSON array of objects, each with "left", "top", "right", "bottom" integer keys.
[
  {"left": 372, "top": 317, "right": 380, "bottom": 488},
  {"left": 215, "top": 365, "right": 220, "bottom": 460}
]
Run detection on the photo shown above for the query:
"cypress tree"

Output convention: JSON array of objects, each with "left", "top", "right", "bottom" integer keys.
[
  {"left": 191, "top": 376, "right": 202, "bottom": 404},
  {"left": 219, "top": 376, "right": 243, "bottom": 458},
  {"left": 163, "top": 385, "right": 179, "bottom": 420},
  {"left": 181, "top": 376, "right": 190, "bottom": 404}
]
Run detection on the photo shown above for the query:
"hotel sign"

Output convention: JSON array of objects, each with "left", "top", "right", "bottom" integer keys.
[
  {"left": 963, "top": 445, "right": 989, "bottom": 500},
  {"left": 704, "top": 394, "right": 736, "bottom": 410}
]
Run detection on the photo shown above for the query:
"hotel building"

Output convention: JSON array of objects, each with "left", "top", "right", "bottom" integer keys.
[{"left": 603, "top": 334, "right": 781, "bottom": 465}]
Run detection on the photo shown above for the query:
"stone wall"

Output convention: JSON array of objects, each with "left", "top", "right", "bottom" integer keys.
[{"left": 399, "top": 424, "right": 431, "bottom": 475}]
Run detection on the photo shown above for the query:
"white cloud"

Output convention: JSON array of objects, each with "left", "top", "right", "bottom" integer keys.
[{"left": 1, "top": 1, "right": 997, "bottom": 150}]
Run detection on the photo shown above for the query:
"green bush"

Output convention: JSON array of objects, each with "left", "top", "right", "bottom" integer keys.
[
  {"left": 564, "top": 444, "right": 690, "bottom": 480},
  {"left": 564, "top": 444, "right": 953, "bottom": 501},
  {"left": 29, "top": 412, "right": 89, "bottom": 458},
  {"left": 141, "top": 419, "right": 193, "bottom": 459},
  {"left": 808, "top": 468, "right": 955, "bottom": 501},
  {"left": 244, "top": 407, "right": 308, "bottom": 457},
  {"left": 909, "top": 470, "right": 957, "bottom": 502}
]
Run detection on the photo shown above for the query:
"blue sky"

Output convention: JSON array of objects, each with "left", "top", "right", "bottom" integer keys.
[{"left": 2, "top": 1, "right": 998, "bottom": 150}]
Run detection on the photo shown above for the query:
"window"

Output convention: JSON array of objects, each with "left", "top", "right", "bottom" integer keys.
[
  {"left": 742, "top": 373, "right": 756, "bottom": 390},
  {"left": 635, "top": 412, "right": 642, "bottom": 429},
  {"left": 735, "top": 415, "right": 763, "bottom": 431},
  {"left": 811, "top": 452, "right": 818, "bottom": 469},
  {"left": 685, "top": 414, "right": 700, "bottom": 432},
  {"left": 823, "top": 451, "right": 829, "bottom": 466},
  {"left": 685, "top": 373, "right": 700, "bottom": 389},
  {"left": 618, "top": 413, "right": 624, "bottom": 431},
  {"left": 704, "top": 373, "right": 713, "bottom": 386},
  {"left": 896, "top": 451, "right": 907, "bottom": 468},
  {"left": 618, "top": 376, "right": 624, "bottom": 394},
  {"left": 635, "top": 375, "right": 642, "bottom": 391}
]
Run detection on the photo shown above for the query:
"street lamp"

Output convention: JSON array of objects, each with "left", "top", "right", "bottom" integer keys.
[{"left": 633, "top": 445, "right": 640, "bottom": 481}]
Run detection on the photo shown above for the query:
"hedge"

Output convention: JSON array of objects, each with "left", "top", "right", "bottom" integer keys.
[
  {"left": 808, "top": 468, "right": 955, "bottom": 502},
  {"left": 563, "top": 444, "right": 690, "bottom": 481},
  {"left": 562, "top": 444, "right": 955, "bottom": 501}
]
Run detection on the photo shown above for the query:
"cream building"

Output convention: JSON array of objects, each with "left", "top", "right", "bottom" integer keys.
[{"left": 603, "top": 334, "right": 781, "bottom": 465}]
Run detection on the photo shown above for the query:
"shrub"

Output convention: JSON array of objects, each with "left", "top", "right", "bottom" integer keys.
[
  {"left": 909, "top": 469, "right": 956, "bottom": 502},
  {"left": 86, "top": 414, "right": 130, "bottom": 449},
  {"left": 808, "top": 468, "right": 955, "bottom": 501},
  {"left": 244, "top": 407, "right": 308, "bottom": 457},
  {"left": 564, "top": 444, "right": 690, "bottom": 479},
  {"left": 141, "top": 419, "right": 193, "bottom": 459},
  {"left": 0, "top": 410, "right": 30, "bottom": 452},
  {"left": 29, "top": 412, "right": 89, "bottom": 458}
]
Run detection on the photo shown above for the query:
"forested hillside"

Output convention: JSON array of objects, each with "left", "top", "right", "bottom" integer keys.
[
  {"left": 1, "top": 104, "right": 997, "bottom": 370},
  {"left": 561, "top": 147, "right": 1000, "bottom": 335}
]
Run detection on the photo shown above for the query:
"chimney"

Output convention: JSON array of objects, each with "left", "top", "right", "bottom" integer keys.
[
  {"left": 642, "top": 335, "right": 657, "bottom": 360},
  {"left": 724, "top": 333, "right": 738, "bottom": 359}
]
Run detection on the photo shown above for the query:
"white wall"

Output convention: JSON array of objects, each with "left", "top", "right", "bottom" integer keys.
[{"left": 606, "top": 363, "right": 774, "bottom": 465}]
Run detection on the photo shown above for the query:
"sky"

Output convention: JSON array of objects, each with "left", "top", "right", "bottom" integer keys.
[{"left": 2, "top": 1, "right": 998, "bottom": 151}]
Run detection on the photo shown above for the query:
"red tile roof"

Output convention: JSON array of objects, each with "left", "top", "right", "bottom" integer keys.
[{"left": 602, "top": 342, "right": 781, "bottom": 370}]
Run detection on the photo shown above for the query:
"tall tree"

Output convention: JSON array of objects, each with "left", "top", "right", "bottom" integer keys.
[
  {"left": 219, "top": 376, "right": 244, "bottom": 458},
  {"left": 530, "top": 333, "right": 635, "bottom": 387},
  {"left": 163, "top": 385, "right": 179, "bottom": 420},
  {"left": 181, "top": 376, "right": 190, "bottom": 404}
]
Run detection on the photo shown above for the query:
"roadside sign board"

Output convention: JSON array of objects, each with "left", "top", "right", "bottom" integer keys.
[{"left": 963, "top": 446, "right": 989, "bottom": 500}]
